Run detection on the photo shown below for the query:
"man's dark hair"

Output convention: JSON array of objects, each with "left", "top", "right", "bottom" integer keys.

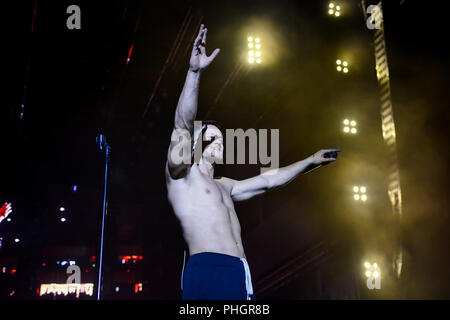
[{"left": 201, "top": 120, "right": 222, "bottom": 133}]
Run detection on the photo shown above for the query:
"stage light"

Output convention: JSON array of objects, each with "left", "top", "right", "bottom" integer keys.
[
  {"left": 336, "top": 59, "right": 349, "bottom": 73},
  {"left": 115, "top": 286, "right": 120, "bottom": 292},
  {"left": 60, "top": 218, "right": 66, "bottom": 222},
  {"left": 364, "top": 261, "right": 381, "bottom": 282},
  {"left": 248, "top": 36, "right": 262, "bottom": 65},
  {"left": 0, "top": 202, "right": 12, "bottom": 223},
  {"left": 59, "top": 207, "right": 65, "bottom": 212},
  {"left": 121, "top": 259, "right": 126, "bottom": 264},
  {"left": 14, "top": 238, "right": 20, "bottom": 243},
  {"left": 73, "top": 185, "right": 78, "bottom": 192},
  {"left": 61, "top": 261, "right": 68, "bottom": 266},
  {"left": 343, "top": 118, "right": 357, "bottom": 134},
  {"left": 353, "top": 186, "right": 368, "bottom": 202},
  {"left": 328, "top": 2, "right": 341, "bottom": 17}
]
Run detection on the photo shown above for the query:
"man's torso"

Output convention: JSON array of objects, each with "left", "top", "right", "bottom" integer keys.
[{"left": 166, "top": 163, "right": 245, "bottom": 259}]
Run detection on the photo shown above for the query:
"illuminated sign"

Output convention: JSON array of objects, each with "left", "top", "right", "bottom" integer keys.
[
  {"left": 119, "top": 255, "right": 143, "bottom": 263},
  {"left": 39, "top": 283, "right": 94, "bottom": 298}
]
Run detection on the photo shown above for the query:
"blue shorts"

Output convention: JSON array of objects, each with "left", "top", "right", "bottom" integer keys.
[{"left": 181, "top": 252, "right": 255, "bottom": 300}]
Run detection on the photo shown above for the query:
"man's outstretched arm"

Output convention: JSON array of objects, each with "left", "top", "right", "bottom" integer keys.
[
  {"left": 167, "top": 24, "right": 220, "bottom": 179},
  {"left": 223, "top": 149, "right": 340, "bottom": 201}
]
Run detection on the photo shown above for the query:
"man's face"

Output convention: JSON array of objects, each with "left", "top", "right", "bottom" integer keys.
[{"left": 202, "top": 125, "right": 223, "bottom": 163}]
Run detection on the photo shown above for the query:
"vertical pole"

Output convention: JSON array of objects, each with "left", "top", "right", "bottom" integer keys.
[{"left": 96, "top": 136, "right": 111, "bottom": 300}]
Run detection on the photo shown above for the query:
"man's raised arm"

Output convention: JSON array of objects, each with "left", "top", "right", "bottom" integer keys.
[
  {"left": 222, "top": 149, "right": 340, "bottom": 201},
  {"left": 167, "top": 24, "right": 220, "bottom": 179}
]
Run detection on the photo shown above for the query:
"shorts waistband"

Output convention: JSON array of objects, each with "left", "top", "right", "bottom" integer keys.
[{"left": 188, "top": 252, "right": 243, "bottom": 266}]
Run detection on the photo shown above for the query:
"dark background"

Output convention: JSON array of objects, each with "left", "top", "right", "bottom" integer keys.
[{"left": 1, "top": 0, "right": 449, "bottom": 299}]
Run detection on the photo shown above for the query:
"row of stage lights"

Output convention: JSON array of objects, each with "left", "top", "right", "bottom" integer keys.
[{"left": 327, "top": 3, "right": 381, "bottom": 283}]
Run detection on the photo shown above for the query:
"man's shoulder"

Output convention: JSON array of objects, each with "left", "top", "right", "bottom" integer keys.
[{"left": 214, "top": 176, "right": 236, "bottom": 190}]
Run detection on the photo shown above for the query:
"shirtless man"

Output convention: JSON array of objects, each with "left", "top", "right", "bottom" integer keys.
[{"left": 165, "top": 24, "right": 340, "bottom": 300}]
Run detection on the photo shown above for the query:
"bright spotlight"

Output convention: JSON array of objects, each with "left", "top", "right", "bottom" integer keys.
[
  {"left": 60, "top": 217, "right": 66, "bottom": 222},
  {"left": 364, "top": 262, "right": 371, "bottom": 269},
  {"left": 343, "top": 118, "right": 357, "bottom": 134},
  {"left": 336, "top": 60, "right": 349, "bottom": 73},
  {"left": 247, "top": 36, "right": 262, "bottom": 65},
  {"left": 328, "top": 2, "right": 341, "bottom": 17},
  {"left": 365, "top": 270, "right": 372, "bottom": 277},
  {"left": 353, "top": 186, "right": 368, "bottom": 202},
  {"left": 59, "top": 207, "right": 65, "bottom": 212}
]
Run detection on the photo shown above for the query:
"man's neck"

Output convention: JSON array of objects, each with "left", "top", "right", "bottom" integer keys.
[{"left": 198, "top": 160, "right": 214, "bottom": 179}]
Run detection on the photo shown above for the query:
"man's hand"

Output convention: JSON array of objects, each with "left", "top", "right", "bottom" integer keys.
[
  {"left": 310, "top": 149, "right": 341, "bottom": 166},
  {"left": 189, "top": 24, "right": 220, "bottom": 73}
]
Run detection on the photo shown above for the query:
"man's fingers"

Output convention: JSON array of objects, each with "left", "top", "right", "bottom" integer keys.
[
  {"left": 207, "top": 48, "right": 220, "bottom": 62},
  {"left": 322, "top": 158, "right": 336, "bottom": 165},
  {"left": 202, "top": 28, "right": 207, "bottom": 44}
]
